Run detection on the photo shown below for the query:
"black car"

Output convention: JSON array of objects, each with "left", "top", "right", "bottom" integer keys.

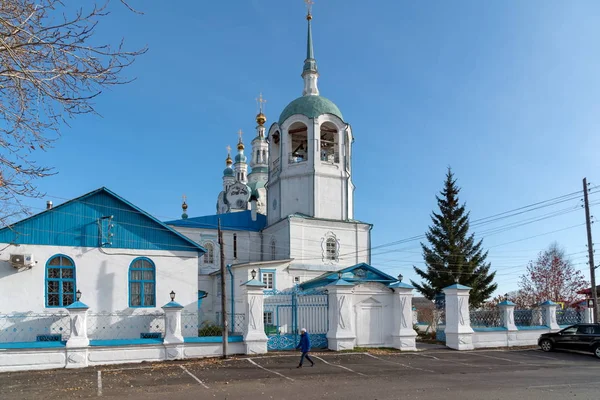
[{"left": 538, "top": 323, "right": 600, "bottom": 358}]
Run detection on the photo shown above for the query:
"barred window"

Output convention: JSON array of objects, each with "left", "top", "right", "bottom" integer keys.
[
  {"left": 129, "top": 258, "right": 156, "bottom": 307},
  {"left": 46, "top": 255, "right": 76, "bottom": 307},
  {"left": 203, "top": 242, "right": 214, "bottom": 264},
  {"left": 326, "top": 238, "right": 337, "bottom": 260}
]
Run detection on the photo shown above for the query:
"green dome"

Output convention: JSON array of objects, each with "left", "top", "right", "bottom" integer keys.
[
  {"left": 223, "top": 167, "right": 234, "bottom": 177},
  {"left": 278, "top": 95, "right": 343, "bottom": 125},
  {"left": 235, "top": 153, "right": 247, "bottom": 163}
]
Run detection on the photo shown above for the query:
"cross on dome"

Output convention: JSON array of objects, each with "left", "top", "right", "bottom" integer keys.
[
  {"left": 256, "top": 93, "right": 267, "bottom": 114},
  {"left": 305, "top": 0, "right": 314, "bottom": 18}
]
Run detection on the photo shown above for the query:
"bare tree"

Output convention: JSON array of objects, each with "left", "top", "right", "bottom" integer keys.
[
  {"left": 518, "top": 243, "right": 588, "bottom": 307},
  {"left": 0, "top": 0, "right": 146, "bottom": 223}
]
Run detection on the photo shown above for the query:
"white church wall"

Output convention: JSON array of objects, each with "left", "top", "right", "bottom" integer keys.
[
  {"left": 262, "top": 219, "right": 290, "bottom": 261},
  {"left": 280, "top": 175, "right": 313, "bottom": 218},
  {"left": 0, "top": 244, "right": 199, "bottom": 314},
  {"left": 288, "top": 218, "right": 371, "bottom": 271},
  {"left": 314, "top": 173, "right": 344, "bottom": 220},
  {"left": 170, "top": 226, "right": 263, "bottom": 271},
  {"left": 267, "top": 180, "right": 281, "bottom": 226}
]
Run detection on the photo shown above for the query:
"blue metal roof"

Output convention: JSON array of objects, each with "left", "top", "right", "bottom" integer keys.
[
  {"left": 166, "top": 210, "right": 267, "bottom": 232},
  {"left": 0, "top": 187, "right": 206, "bottom": 253},
  {"left": 300, "top": 263, "right": 398, "bottom": 290}
]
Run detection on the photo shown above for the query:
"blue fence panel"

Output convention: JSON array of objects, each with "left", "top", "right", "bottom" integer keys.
[{"left": 264, "top": 290, "right": 328, "bottom": 351}]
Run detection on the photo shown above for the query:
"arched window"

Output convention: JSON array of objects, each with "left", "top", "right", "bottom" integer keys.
[
  {"left": 271, "top": 239, "right": 276, "bottom": 260},
  {"left": 203, "top": 242, "right": 214, "bottom": 264},
  {"left": 326, "top": 238, "right": 337, "bottom": 261},
  {"left": 46, "top": 255, "right": 76, "bottom": 307},
  {"left": 320, "top": 122, "right": 339, "bottom": 163},
  {"left": 129, "top": 258, "right": 156, "bottom": 307},
  {"left": 289, "top": 122, "right": 308, "bottom": 164}
]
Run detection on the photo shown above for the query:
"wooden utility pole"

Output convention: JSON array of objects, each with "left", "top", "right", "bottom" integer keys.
[
  {"left": 218, "top": 218, "right": 228, "bottom": 358},
  {"left": 583, "top": 178, "right": 598, "bottom": 323}
]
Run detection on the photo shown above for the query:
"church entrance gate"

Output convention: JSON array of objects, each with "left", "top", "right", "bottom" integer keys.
[{"left": 263, "top": 290, "right": 328, "bottom": 351}]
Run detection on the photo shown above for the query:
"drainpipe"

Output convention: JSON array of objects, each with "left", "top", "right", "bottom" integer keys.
[{"left": 226, "top": 264, "right": 234, "bottom": 331}]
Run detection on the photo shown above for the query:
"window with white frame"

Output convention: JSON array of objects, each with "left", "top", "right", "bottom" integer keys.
[
  {"left": 203, "top": 242, "right": 214, "bottom": 264},
  {"left": 263, "top": 311, "right": 273, "bottom": 325},
  {"left": 326, "top": 237, "right": 337, "bottom": 261},
  {"left": 261, "top": 272, "right": 274, "bottom": 289}
]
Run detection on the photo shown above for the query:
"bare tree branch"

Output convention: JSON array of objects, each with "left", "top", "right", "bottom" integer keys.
[{"left": 0, "top": 0, "right": 146, "bottom": 224}]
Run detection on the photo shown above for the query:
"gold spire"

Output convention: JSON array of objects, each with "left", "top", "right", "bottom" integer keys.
[
  {"left": 226, "top": 145, "right": 233, "bottom": 165},
  {"left": 305, "top": 0, "right": 313, "bottom": 20},
  {"left": 237, "top": 129, "right": 245, "bottom": 150},
  {"left": 256, "top": 93, "right": 267, "bottom": 126}
]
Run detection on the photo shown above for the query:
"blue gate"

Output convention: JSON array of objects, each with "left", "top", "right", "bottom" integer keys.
[{"left": 263, "top": 290, "right": 328, "bottom": 351}]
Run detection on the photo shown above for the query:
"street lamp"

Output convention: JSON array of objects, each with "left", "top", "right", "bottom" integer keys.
[
  {"left": 170, "top": 291, "right": 176, "bottom": 301},
  {"left": 397, "top": 274, "right": 403, "bottom": 282},
  {"left": 251, "top": 269, "right": 257, "bottom": 279},
  {"left": 76, "top": 290, "right": 82, "bottom": 301}
]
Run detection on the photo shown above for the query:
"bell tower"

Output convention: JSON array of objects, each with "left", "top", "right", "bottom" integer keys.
[{"left": 266, "top": 1, "right": 354, "bottom": 226}]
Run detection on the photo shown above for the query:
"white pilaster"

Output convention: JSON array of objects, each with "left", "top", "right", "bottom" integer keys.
[
  {"left": 541, "top": 300, "right": 560, "bottom": 330},
  {"left": 326, "top": 280, "right": 356, "bottom": 351},
  {"left": 389, "top": 282, "right": 417, "bottom": 351},
  {"left": 162, "top": 300, "right": 184, "bottom": 360},
  {"left": 498, "top": 300, "right": 517, "bottom": 331},
  {"left": 242, "top": 279, "right": 268, "bottom": 355},
  {"left": 65, "top": 300, "right": 90, "bottom": 369},
  {"left": 443, "top": 284, "right": 474, "bottom": 350},
  {"left": 584, "top": 307, "right": 593, "bottom": 324}
]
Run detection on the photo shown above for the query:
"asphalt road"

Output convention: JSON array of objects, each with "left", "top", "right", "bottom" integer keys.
[{"left": 1, "top": 348, "right": 599, "bottom": 399}]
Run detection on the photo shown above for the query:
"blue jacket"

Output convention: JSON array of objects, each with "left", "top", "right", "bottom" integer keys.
[{"left": 297, "top": 333, "right": 311, "bottom": 352}]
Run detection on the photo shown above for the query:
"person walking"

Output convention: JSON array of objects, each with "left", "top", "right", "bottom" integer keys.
[{"left": 296, "top": 328, "right": 314, "bottom": 368}]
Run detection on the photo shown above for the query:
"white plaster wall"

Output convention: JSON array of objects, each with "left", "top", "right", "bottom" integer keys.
[
  {"left": 0, "top": 348, "right": 67, "bottom": 372},
  {"left": 170, "top": 227, "right": 263, "bottom": 272},
  {"left": 266, "top": 179, "right": 281, "bottom": 226},
  {"left": 0, "top": 244, "right": 199, "bottom": 314},
  {"left": 314, "top": 171, "right": 344, "bottom": 220},
  {"left": 0, "top": 342, "right": 247, "bottom": 373},
  {"left": 280, "top": 174, "right": 313, "bottom": 219},
  {"left": 351, "top": 283, "right": 395, "bottom": 347},
  {"left": 289, "top": 217, "right": 370, "bottom": 271},
  {"left": 261, "top": 219, "right": 290, "bottom": 261},
  {"left": 472, "top": 328, "right": 557, "bottom": 349}
]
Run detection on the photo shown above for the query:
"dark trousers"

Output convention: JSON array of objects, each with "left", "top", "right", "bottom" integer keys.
[{"left": 299, "top": 352, "right": 313, "bottom": 365}]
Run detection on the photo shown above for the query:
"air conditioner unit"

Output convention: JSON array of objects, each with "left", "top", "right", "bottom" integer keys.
[{"left": 10, "top": 254, "right": 35, "bottom": 269}]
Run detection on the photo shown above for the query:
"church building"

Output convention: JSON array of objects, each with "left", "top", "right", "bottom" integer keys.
[{"left": 165, "top": 7, "right": 375, "bottom": 322}]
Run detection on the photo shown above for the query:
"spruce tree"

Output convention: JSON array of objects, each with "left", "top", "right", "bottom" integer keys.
[{"left": 411, "top": 168, "right": 497, "bottom": 307}]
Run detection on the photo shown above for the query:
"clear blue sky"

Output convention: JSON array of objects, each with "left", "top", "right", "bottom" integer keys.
[{"left": 24, "top": 0, "right": 600, "bottom": 296}]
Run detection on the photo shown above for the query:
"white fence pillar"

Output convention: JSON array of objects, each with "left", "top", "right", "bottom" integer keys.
[
  {"left": 541, "top": 300, "right": 560, "bottom": 330},
  {"left": 162, "top": 298, "right": 184, "bottom": 360},
  {"left": 242, "top": 279, "right": 268, "bottom": 355},
  {"left": 498, "top": 300, "right": 517, "bottom": 331},
  {"left": 584, "top": 307, "right": 593, "bottom": 323},
  {"left": 65, "top": 299, "right": 90, "bottom": 369},
  {"left": 443, "top": 284, "right": 474, "bottom": 350},
  {"left": 390, "top": 282, "right": 417, "bottom": 351},
  {"left": 326, "top": 280, "right": 356, "bottom": 351}
]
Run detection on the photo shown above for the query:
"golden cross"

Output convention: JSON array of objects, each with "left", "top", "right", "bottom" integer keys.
[
  {"left": 256, "top": 92, "right": 267, "bottom": 114},
  {"left": 226, "top": 145, "right": 231, "bottom": 154},
  {"left": 182, "top": 194, "right": 187, "bottom": 203},
  {"left": 238, "top": 129, "right": 243, "bottom": 143},
  {"left": 305, "top": 0, "right": 314, "bottom": 15}
]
